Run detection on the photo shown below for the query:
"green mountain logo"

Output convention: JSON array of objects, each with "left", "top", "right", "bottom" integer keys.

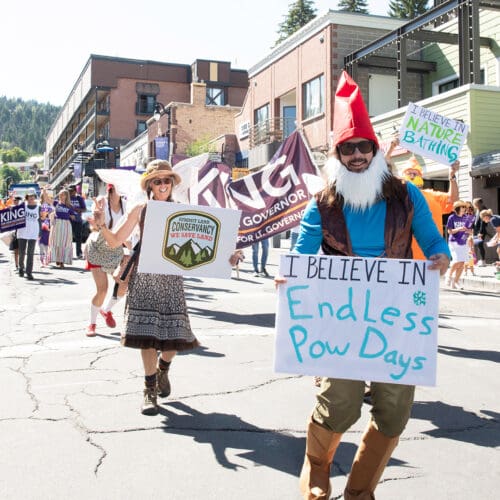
[
  {"left": 163, "top": 210, "right": 220, "bottom": 270},
  {"left": 166, "top": 239, "right": 214, "bottom": 268}
]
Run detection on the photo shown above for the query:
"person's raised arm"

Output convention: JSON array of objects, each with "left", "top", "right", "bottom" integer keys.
[
  {"left": 447, "top": 160, "right": 459, "bottom": 204},
  {"left": 93, "top": 198, "right": 142, "bottom": 248}
]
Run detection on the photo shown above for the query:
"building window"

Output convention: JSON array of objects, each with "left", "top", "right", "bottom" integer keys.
[
  {"left": 137, "top": 95, "right": 156, "bottom": 114},
  {"left": 253, "top": 104, "right": 270, "bottom": 145},
  {"left": 254, "top": 104, "right": 269, "bottom": 125},
  {"left": 436, "top": 69, "right": 485, "bottom": 94},
  {"left": 136, "top": 121, "right": 147, "bottom": 136},
  {"left": 206, "top": 87, "right": 225, "bottom": 106},
  {"left": 303, "top": 75, "right": 324, "bottom": 120}
]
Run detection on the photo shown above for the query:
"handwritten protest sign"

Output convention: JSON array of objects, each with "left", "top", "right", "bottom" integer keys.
[
  {"left": 0, "top": 203, "right": 26, "bottom": 233},
  {"left": 399, "top": 103, "right": 468, "bottom": 165},
  {"left": 137, "top": 201, "right": 241, "bottom": 279},
  {"left": 275, "top": 254, "right": 440, "bottom": 386}
]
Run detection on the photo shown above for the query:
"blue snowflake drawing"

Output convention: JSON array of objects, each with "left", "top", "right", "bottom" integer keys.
[{"left": 413, "top": 291, "right": 426, "bottom": 306}]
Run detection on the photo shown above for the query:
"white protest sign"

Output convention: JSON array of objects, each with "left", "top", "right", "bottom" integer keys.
[
  {"left": 399, "top": 102, "right": 468, "bottom": 165},
  {"left": 275, "top": 254, "right": 440, "bottom": 386},
  {"left": 137, "top": 201, "right": 241, "bottom": 279}
]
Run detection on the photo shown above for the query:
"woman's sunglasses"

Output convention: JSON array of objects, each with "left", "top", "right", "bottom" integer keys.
[
  {"left": 338, "top": 140, "right": 375, "bottom": 156},
  {"left": 152, "top": 178, "right": 173, "bottom": 186}
]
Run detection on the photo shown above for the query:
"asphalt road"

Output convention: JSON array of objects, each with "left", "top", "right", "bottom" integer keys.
[{"left": 0, "top": 244, "right": 498, "bottom": 500}]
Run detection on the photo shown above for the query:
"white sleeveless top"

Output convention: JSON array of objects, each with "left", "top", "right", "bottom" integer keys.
[{"left": 17, "top": 204, "right": 40, "bottom": 240}]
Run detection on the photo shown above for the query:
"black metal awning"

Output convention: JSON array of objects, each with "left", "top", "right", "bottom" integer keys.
[{"left": 344, "top": 0, "right": 498, "bottom": 108}]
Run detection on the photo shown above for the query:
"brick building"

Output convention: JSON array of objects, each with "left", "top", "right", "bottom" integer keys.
[
  {"left": 234, "top": 10, "right": 405, "bottom": 169},
  {"left": 45, "top": 55, "right": 247, "bottom": 193}
]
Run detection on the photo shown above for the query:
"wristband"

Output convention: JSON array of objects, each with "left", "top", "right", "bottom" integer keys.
[{"left": 449, "top": 176, "right": 456, "bottom": 181}]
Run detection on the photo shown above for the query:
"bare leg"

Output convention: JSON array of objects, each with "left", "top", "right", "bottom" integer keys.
[
  {"left": 141, "top": 348, "right": 158, "bottom": 376},
  {"left": 454, "top": 262, "right": 465, "bottom": 284},
  {"left": 91, "top": 268, "right": 108, "bottom": 307},
  {"left": 160, "top": 350, "right": 176, "bottom": 363}
]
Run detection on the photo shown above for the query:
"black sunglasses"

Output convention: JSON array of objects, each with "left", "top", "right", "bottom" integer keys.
[
  {"left": 338, "top": 140, "right": 375, "bottom": 156},
  {"left": 152, "top": 178, "right": 172, "bottom": 186}
]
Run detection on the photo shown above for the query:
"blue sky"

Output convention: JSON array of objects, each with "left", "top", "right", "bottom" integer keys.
[{"left": 1, "top": 0, "right": 388, "bottom": 105}]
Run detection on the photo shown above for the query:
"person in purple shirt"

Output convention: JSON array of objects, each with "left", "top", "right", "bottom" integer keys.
[
  {"left": 68, "top": 184, "right": 87, "bottom": 259},
  {"left": 39, "top": 188, "right": 54, "bottom": 267},
  {"left": 445, "top": 200, "right": 473, "bottom": 289},
  {"left": 49, "top": 189, "right": 77, "bottom": 268}
]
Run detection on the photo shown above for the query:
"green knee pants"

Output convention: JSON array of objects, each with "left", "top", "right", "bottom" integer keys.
[{"left": 313, "top": 378, "right": 415, "bottom": 437}]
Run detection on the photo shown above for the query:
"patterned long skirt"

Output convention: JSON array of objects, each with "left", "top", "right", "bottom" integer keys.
[
  {"left": 122, "top": 270, "right": 199, "bottom": 352},
  {"left": 49, "top": 219, "right": 73, "bottom": 264}
]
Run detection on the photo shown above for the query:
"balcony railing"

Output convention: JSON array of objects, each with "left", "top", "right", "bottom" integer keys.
[{"left": 249, "top": 117, "right": 295, "bottom": 148}]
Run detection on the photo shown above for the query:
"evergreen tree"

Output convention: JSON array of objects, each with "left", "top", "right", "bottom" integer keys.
[
  {"left": 0, "top": 97, "right": 60, "bottom": 155},
  {"left": 337, "top": 0, "right": 369, "bottom": 14},
  {"left": 275, "top": 0, "right": 317, "bottom": 46},
  {"left": 388, "top": 0, "right": 429, "bottom": 19}
]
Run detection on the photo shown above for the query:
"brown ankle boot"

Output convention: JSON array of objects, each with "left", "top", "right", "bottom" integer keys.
[
  {"left": 344, "top": 421, "right": 399, "bottom": 499},
  {"left": 299, "top": 417, "right": 342, "bottom": 499}
]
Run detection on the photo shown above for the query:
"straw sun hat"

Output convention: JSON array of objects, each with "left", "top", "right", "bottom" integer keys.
[
  {"left": 402, "top": 156, "right": 423, "bottom": 176},
  {"left": 140, "top": 160, "right": 181, "bottom": 191}
]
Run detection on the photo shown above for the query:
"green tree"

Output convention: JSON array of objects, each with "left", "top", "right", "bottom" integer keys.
[
  {"left": 275, "top": 0, "right": 317, "bottom": 46},
  {"left": 185, "top": 135, "right": 217, "bottom": 157},
  {"left": 1, "top": 146, "right": 29, "bottom": 163},
  {"left": 0, "top": 164, "right": 22, "bottom": 197},
  {"left": 337, "top": 0, "right": 369, "bottom": 14},
  {"left": 388, "top": 0, "right": 429, "bottom": 19}
]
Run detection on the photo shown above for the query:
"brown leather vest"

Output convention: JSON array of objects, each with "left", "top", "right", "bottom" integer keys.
[{"left": 315, "top": 176, "right": 414, "bottom": 258}]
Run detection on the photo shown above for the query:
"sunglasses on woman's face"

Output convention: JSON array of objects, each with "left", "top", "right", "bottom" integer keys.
[
  {"left": 152, "top": 178, "right": 172, "bottom": 186},
  {"left": 338, "top": 140, "right": 375, "bottom": 156}
]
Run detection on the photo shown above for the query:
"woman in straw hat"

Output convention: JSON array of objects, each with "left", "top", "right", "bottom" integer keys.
[{"left": 92, "top": 160, "right": 198, "bottom": 415}]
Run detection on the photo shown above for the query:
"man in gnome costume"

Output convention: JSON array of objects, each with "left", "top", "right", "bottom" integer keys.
[
  {"left": 399, "top": 153, "right": 459, "bottom": 260},
  {"left": 293, "top": 71, "right": 451, "bottom": 499}
]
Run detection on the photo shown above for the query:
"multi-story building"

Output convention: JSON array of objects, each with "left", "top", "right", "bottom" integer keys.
[
  {"left": 235, "top": 10, "right": 405, "bottom": 169},
  {"left": 235, "top": 1, "right": 499, "bottom": 258},
  {"left": 45, "top": 55, "right": 247, "bottom": 193},
  {"left": 349, "top": 0, "right": 500, "bottom": 217}
]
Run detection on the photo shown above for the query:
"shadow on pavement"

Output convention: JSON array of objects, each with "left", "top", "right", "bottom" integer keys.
[
  {"left": 178, "top": 345, "right": 225, "bottom": 358},
  {"left": 159, "top": 401, "right": 407, "bottom": 475},
  {"left": 38, "top": 277, "right": 79, "bottom": 285},
  {"left": 438, "top": 344, "right": 500, "bottom": 363},
  {"left": 187, "top": 305, "right": 275, "bottom": 328},
  {"left": 411, "top": 401, "right": 500, "bottom": 447},
  {"left": 159, "top": 400, "right": 304, "bottom": 473}
]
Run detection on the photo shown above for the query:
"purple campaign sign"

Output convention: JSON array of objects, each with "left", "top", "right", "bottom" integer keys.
[{"left": 0, "top": 203, "right": 26, "bottom": 233}]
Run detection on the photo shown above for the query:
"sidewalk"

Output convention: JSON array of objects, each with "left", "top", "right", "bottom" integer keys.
[{"left": 458, "top": 261, "right": 500, "bottom": 292}]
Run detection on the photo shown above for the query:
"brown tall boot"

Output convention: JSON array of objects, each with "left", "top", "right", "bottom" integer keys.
[
  {"left": 344, "top": 421, "right": 399, "bottom": 499},
  {"left": 299, "top": 417, "right": 343, "bottom": 500}
]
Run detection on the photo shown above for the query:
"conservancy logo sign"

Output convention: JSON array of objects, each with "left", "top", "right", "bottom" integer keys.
[{"left": 163, "top": 211, "right": 220, "bottom": 270}]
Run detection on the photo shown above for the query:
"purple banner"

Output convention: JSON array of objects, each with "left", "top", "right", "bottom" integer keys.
[
  {"left": 190, "top": 131, "right": 321, "bottom": 248},
  {"left": 155, "top": 137, "right": 170, "bottom": 160},
  {"left": 0, "top": 203, "right": 26, "bottom": 233}
]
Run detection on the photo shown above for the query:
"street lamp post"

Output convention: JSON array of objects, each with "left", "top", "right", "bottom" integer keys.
[{"left": 72, "top": 143, "right": 86, "bottom": 195}]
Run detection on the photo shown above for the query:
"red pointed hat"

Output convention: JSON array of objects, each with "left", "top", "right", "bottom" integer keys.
[{"left": 332, "top": 71, "right": 379, "bottom": 149}]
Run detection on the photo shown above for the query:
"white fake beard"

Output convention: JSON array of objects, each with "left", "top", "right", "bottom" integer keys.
[{"left": 324, "top": 150, "right": 390, "bottom": 211}]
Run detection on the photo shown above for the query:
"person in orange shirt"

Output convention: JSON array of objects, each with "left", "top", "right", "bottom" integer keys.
[{"left": 386, "top": 138, "right": 459, "bottom": 260}]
